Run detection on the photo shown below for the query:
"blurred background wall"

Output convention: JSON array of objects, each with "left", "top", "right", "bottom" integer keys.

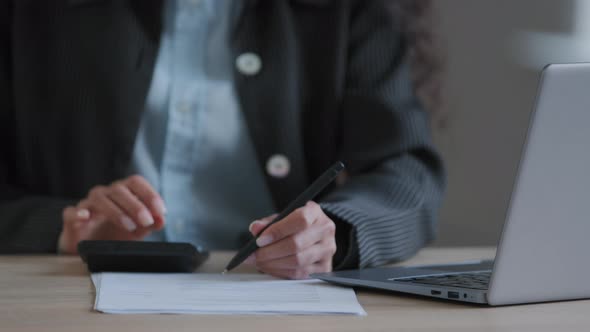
[{"left": 432, "top": 0, "right": 590, "bottom": 245}]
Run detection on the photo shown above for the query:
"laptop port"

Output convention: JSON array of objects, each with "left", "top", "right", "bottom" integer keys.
[
  {"left": 448, "top": 291, "right": 460, "bottom": 299},
  {"left": 431, "top": 290, "right": 441, "bottom": 295}
]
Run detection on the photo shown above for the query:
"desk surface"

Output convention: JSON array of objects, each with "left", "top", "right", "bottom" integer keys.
[{"left": 1, "top": 247, "right": 587, "bottom": 332}]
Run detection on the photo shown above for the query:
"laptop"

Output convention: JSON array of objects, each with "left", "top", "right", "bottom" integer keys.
[{"left": 312, "top": 63, "right": 590, "bottom": 306}]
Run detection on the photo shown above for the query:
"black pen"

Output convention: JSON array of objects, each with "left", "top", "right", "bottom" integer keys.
[{"left": 223, "top": 161, "right": 345, "bottom": 273}]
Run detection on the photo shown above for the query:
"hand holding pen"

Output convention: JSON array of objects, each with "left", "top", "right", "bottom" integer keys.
[
  {"left": 225, "top": 162, "right": 344, "bottom": 279},
  {"left": 245, "top": 201, "right": 337, "bottom": 279}
]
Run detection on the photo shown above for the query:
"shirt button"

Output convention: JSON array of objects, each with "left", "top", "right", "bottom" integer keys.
[
  {"left": 236, "top": 52, "right": 262, "bottom": 76},
  {"left": 266, "top": 154, "right": 290, "bottom": 179}
]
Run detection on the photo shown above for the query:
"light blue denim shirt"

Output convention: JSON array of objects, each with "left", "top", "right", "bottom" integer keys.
[{"left": 131, "top": 0, "right": 275, "bottom": 250}]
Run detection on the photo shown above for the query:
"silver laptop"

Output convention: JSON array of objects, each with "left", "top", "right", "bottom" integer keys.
[{"left": 313, "top": 63, "right": 590, "bottom": 305}]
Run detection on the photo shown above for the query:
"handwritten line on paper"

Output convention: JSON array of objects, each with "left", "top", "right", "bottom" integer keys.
[{"left": 91, "top": 273, "right": 366, "bottom": 316}]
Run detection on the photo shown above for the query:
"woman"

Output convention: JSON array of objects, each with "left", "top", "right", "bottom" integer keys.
[{"left": 0, "top": 0, "right": 444, "bottom": 279}]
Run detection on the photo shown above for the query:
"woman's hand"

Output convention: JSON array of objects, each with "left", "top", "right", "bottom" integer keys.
[
  {"left": 246, "top": 201, "right": 337, "bottom": 279},
  {"left": 58, "top": 175, "right": 167, "bottom": 254}
]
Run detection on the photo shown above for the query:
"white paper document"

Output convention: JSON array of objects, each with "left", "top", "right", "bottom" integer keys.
[{"left": 91, "top": 273, "right": 366, "bottom": 315}]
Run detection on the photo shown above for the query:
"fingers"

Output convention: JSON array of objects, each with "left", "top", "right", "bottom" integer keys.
[
  {"left": 125, "top": 175, "right": 167, "bottom": 218},
  {"left": 59, "top": 206, "right": 92, "bottom": 254},
  {"left": 249, "top": 214, "right": 278, "bottom": 236},
  {"left": 63, "top": 206, "right": 90, "bottom": 227},
  {"left": 248, "top": 201, "right": 337, "bottom": 279},
  {"left": 107, "top": 182, "right": 155, "bottom": 228},
  {"left": 79, "top": 175, "right": 166, "bottom": 233},
  {"left": 86, "top": 188, "right": 138, "bottom": 232},
  {"left": 255, "top": 219, "right": 335, "bottom": 262},
  {"left": 256, "top": 239, "right": 335, "bottom": 270},
  {"left": 255, "top": 201, "right": 323, "bottom": 248},
  {"left": 59, "top": 175, "right": 163, "bottom": 252}
]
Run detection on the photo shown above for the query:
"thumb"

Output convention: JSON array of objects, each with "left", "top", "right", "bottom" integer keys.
[
  {"left": 249, "top": 219, "right": 270, "bottom": 236},
  {"left": 248, "top": 213, "right": 278, "bottom": 236},
  {"left": 60, "top": 206, "right": 90, "bottom": 254}
]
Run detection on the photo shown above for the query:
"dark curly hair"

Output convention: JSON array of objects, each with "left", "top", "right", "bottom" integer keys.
[{"left": 392, "top": 0, "right": 444, "bottom": 125}]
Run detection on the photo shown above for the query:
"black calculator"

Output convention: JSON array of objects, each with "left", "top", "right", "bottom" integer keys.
[{"left": 78, "top": 240, "right": 209, "bottom": 273}]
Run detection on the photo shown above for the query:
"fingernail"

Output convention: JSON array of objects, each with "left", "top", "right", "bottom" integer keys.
[
  {"left": 120, "top": 216, "right": 137, "bottom": 231},
  {"left": 256, "top": 235, "right": 273, "bottom": 247},
  {"left": 248, "top": 220, "right": 264, "bottom": 233},
  {"left": 244, "top": 254, "right": 256, "bottom": 264},
  {"left": 138, "top": 210, "right": 154, "bottom": 227},
  {"left": 76, "top": 209, "right": 90, "bottom": 219},
  {"left": 153, "top": 198, "right": 167, "bottom": 215}
]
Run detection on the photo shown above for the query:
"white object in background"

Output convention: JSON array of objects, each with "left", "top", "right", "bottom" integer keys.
[
  {"left": 513, "top": 0, "right": 590, "bottom": 69},
  {"left": 91, "top": 273, "right": 366, "bottom": 316}
]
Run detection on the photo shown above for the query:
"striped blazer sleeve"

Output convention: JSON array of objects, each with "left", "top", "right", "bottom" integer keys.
[{"left": 320, "top": 0, "right": 446, "bottom": 269}]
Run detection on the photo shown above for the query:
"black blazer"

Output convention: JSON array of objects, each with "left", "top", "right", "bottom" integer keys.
[{"left": 0, "top": 0, "right": 445, "bottom": 268}]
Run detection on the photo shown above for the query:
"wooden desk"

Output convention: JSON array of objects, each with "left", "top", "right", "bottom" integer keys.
[{"left": 1, "top": 247, "right": 587, "bottom": 332}]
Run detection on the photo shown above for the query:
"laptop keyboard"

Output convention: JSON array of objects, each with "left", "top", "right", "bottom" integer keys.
[{"left": 391, "top": 271, "right": 492, "bottom": 290}]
